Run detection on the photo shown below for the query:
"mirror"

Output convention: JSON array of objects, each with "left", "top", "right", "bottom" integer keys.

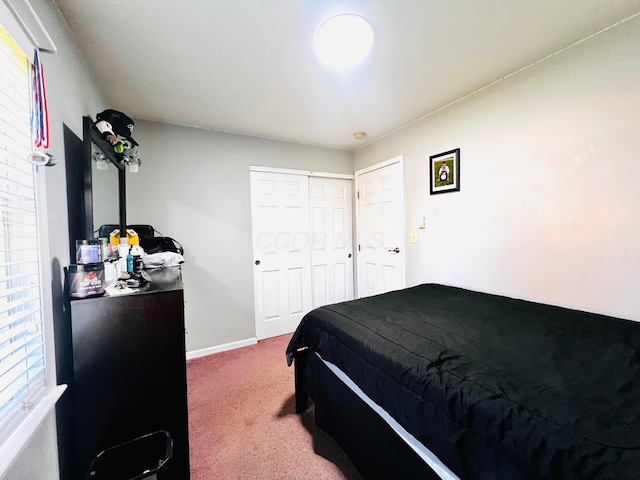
[
  {"left": 91, "top": 144, "right": 120, "bottom": 236},
  {"left": 83, "top": 116, "right": 127, "bottom": 240},
  {"left": 65, "top": 118, "right": 129, "bottom": 262}
]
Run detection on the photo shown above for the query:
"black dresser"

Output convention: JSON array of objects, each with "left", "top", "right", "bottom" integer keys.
[{"left": 56, "top": 267, "right": 190, "bottom": 479}]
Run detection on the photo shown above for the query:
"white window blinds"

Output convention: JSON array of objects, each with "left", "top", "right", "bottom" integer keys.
[{"left": 0, "top": 24, "right": 46, "bottom": 440}]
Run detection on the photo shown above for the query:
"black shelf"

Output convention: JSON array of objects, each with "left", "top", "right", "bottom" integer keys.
[{"left": 83, "top": 116, "right": 125, "bottom": 170}]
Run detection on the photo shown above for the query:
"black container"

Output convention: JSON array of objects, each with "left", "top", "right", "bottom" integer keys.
[
  {"left": 66, "top": 263, "right": 106, "bottom": 298},
  {"left": 85, "top": 431, "right": 173, "bottom": 480},
  {"left": 133, "top": 255, "right": 143, "bottom": 273}
]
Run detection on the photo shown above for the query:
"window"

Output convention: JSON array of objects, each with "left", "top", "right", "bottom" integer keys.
[
  {"left": 0, "top": 11, "right": 63, "bottom": 475},
  {"left": 0, "top": 19, "right": 47, "bottom": 435}
]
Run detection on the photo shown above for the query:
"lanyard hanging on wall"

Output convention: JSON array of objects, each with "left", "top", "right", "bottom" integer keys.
[
  {"left": 31, "top": 48, "right": 48, "bottom": 150},
  {"left": 28, "top": 48, "right": 55, "bottom": 166}
]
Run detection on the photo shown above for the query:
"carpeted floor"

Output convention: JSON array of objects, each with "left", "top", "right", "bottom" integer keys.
[{"left": 187, "top": 334, "right": 364, "bottom": 479}]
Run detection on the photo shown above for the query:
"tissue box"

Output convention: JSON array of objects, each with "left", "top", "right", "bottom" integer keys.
[
  {"left": 126, "top": 228, "right": 139, "bottom": 245},
  {"left": 109, "top": 229, "right": 120, "bottom": 248}
]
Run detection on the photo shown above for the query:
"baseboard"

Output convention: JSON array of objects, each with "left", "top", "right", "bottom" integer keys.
[{"left": 186, "top": 337, "right": 258, "bottom": 360}]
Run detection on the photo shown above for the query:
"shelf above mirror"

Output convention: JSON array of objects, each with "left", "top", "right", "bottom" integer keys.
[{"left": 84, "top": 116, "right": 125, "bottom": 170}]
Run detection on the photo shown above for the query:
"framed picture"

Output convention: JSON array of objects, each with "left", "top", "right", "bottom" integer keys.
[{"left": 429, "top": 148, "right": 460, "bottom": 194}]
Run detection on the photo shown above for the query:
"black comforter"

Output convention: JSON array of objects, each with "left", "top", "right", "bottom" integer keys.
[{"left": 286, "top": 284, "right": 640, "bottom": 479}]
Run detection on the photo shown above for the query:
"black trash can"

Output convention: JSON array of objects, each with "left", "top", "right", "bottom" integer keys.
[{"left": 85, "top": 431, "right": 173, "bottom": 480}]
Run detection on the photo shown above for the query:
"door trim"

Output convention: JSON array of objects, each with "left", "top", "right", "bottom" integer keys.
[
  {"left": 250, "top": 165, "right": 354, "bottom": 180},
  {"left": 354, "top": 155, "right": 403, "bottom": 177}
]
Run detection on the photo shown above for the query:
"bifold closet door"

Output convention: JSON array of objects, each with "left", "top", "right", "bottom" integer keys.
[
  {"left": 309, "top": 177, "right": 354, "bottom": 308},
  {"left": 251, "top": 171, "right": 354, "bottom": 340},
  {"left": 251, "top": 171, "right": 313, "bottom": 340}
]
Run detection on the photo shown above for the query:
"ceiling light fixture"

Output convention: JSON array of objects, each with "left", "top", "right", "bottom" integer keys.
[
  {"left": 353, "top": 132, "right": 366, "bottom": 140},
  {"left": 314, "top": 13, "right": 374, "bottom": 71}
]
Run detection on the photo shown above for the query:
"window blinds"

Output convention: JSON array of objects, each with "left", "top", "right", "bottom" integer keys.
[{"left": 0, "top": 24, "right": 46, "bottom": 438}]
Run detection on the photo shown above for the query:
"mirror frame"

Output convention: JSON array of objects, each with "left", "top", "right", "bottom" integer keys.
[{"left": 82, "top": 116, "right": 127, "bottom": 239}]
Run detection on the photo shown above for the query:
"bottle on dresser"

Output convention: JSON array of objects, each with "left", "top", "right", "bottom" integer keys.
[{"left": 118, "top": 238, "right": 129, "bottom": 277}]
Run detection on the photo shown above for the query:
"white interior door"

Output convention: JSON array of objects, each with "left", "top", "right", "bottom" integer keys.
[
  {"left": 251, "top": 171, "right": 312, "bottom": 339},
  {"left": 356, "top": 158, "right": 406, "bottom": 298},
  {"left": 309, "top": 177, "right": 354, "bottom": 308}
]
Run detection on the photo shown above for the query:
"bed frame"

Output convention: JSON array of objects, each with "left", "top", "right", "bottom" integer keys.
[{"left": 293, "top": 348, "right": 441, "bottom": 479}]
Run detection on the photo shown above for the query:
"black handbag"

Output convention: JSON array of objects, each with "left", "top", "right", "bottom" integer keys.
[
  {"left": 144, "top": 236, "right": 183, "bottom": 255},
  {"left": 95, "top": 224, "right": 183, "bottom": 255},
  {"left": 128, "top": 224, "right": 155, "bottom": 244},
  {"left": 96, "top": 224, "right": 120, "bottom": 238}
]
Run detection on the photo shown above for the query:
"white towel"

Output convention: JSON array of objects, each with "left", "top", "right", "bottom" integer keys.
[{"left": 142, "top": 251, "right": 185, "bottom": 269}]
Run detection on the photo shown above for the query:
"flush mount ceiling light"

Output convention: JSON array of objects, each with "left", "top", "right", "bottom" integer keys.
[
  {"left": 353, "top": 132, "right": 366, "bottom": 140},
  {"left": 314, "top": 13, "right": 374, "bottom": 70}
]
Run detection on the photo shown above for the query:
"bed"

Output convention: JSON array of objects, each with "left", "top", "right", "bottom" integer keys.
[{"left": 286, "top": 283, "right": 640, "bottom": 479}]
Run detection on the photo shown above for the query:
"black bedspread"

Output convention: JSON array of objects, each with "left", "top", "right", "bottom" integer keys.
[{"left": 286, "top": 284, "right": 640, "bottom": 479}]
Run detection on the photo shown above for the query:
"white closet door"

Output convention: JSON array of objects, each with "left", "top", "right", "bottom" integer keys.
[
  {"left": 356, "top": 159, "right": 406, "bottom": 298},
  {"left": 309, "top": 177, "right": 354, "bottom": 308},
  {"left": 251, "top": 171, "right": 312, "bottom": 339}
]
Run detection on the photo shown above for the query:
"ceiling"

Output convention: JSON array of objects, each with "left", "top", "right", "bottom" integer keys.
[{"left": 54, "top": 0, "right": 640, "bottom": 151}]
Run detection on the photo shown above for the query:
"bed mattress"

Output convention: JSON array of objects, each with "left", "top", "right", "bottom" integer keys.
[{"left": 286, "top": 284, "right": 640, "bottom": 479}]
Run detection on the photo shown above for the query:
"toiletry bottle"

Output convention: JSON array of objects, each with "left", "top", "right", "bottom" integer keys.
[
  {"left": 114, "top": 257, "right": 122, "bottom": 280},
  {"left": 98, "top": 237, "right": 110, "bottom": 261},
  {"left": 126, "top": 251, "right": 134, "bottom": 274},
  {"left": 119, "top": 239, "right": 129, "bottom": 276},
  {"left": 104, "top": 260, "right": 116, "bottom": 285},
  {"left": 130, "top": 245, "right": 144, "bottom": 273}
]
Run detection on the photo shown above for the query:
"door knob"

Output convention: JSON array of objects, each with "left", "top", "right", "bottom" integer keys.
[
  {"left": 388, "top": 247, "right": 400, "bottom": 253},
  {"left": 348, "top": 253, "right": 352, "bottom": 258},
  {"left": 255, "top": 260, "right": 260, "bottom": 265}
]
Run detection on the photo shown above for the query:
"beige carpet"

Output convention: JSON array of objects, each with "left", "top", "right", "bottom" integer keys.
[{"left": 187, "top": 334, "right": 364, "bottom": 479}]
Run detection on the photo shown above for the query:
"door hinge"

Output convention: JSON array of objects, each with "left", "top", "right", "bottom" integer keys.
[
  {"left": 357, "top": 191, "right": 359, "bottom": 199},
  {"left": 358, "top": 244, "right": 361, "bottom": 252}
]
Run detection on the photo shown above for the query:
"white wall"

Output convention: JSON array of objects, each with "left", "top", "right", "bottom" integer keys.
[
  {"left": 126, "top": 121, "right": 353, "bottom": 352},
  {"left": 1, "top": 1, "right": 107, "bottom": 478},
  {"left": 354, "top": 15, "right": 640, "bottom": 321}
]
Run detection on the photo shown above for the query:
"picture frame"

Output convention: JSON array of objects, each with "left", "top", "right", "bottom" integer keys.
[{"left": 429, "top": 148, "right": 460, "bottom": 195}]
